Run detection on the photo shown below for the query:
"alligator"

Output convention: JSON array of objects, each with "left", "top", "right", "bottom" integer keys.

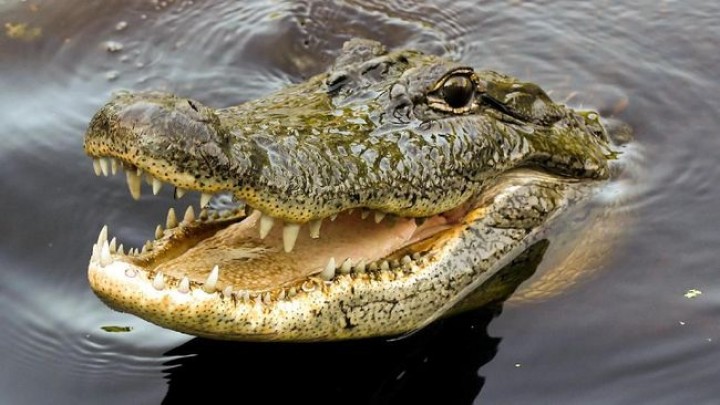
[{"left": 83, "top": 39, "right": 624, "bottom": 341}]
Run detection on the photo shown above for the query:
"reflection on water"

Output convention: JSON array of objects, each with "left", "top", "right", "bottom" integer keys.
[
  {"left": 164, "top": 310, "right": 498, "bottom": 405},
  {"left": 1, "top": 0, "right": 720, "bottom": 403},
  {"left": 161, "top": 240, "right": 546, "bottom": 404}
]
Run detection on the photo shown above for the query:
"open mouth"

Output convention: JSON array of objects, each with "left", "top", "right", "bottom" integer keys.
[{"left": 88, "top": 155, "right": 476, "bottom": 301}]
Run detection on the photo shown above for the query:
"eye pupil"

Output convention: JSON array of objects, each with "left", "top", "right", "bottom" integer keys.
[{"left": 442, "top": 75, "right": 473, "bottom": 109}]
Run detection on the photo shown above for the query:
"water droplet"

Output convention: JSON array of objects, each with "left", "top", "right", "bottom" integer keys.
[
  {"left": 105, "top": 70, "right": 119, "bottom": 81},
  {"left": 104, "top": 41, "right": 124, "bottom": 53}
]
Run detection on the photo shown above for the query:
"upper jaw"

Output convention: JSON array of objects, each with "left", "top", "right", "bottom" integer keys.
[{"left": 82, "top": 89, "right": 481, "bottom": 228}]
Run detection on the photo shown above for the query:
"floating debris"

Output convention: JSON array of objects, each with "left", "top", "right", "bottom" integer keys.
[
  {"left": 4, "top": 22, "right": 42, "bottom": 41},
  {"left": 101, "top": 325, "right": 133, "bottom": 333},
  {"left": 684, "top": 289, "right": 702, "bottom": 299}
]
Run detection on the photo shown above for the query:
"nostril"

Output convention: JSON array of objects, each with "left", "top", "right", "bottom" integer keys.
[{"left": 188, "top": 100, "right": 199, "bottom": 112}]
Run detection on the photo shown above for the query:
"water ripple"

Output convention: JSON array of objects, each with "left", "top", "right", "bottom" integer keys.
[{"left": 1, "top": 265, "right": 189, "bottom": 382}]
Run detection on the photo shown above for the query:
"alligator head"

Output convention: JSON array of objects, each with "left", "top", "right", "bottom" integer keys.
[{"left": 84, "top": 39, "right": 615, "bottom": 341}]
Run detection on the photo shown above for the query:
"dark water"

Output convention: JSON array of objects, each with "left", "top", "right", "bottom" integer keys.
[{"left": 1, "top": 0, "right": 719, "bottom": 403}]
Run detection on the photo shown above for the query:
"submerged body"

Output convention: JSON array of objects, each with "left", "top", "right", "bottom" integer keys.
[{"left": 84, "top": 39, "right": 623, "bottom": 341}]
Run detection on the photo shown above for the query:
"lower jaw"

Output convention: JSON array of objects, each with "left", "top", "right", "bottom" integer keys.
[{"left": 86, "top": 203, "right": 483, "bottom": 341}]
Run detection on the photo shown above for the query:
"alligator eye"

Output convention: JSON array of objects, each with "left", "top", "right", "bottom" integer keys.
[{"left": 442, "top": 75, "right": 474, "bottom": 109}]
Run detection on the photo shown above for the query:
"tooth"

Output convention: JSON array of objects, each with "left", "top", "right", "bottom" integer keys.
[
  {"left": 152, "top": 178, "right": 162, "bottom": 195},
  {"left": 118, "top": 244, "right": 124, "bottom": 255},
  {"left": 174, "top": 187, "right": 186, "bottom": 199},
  {"left": 126, "top": 170, "right": 142, "bottom": 200},
  {"left": 109, "top": 237, "right": 117, "bottom": 253},
  {"left": 263, "top": 292, "right": 272, "bottom": 304},
  {"left": 183, "top": 206, "right": 195, "bottom": 223},
  {"left": 283, "top": 223, "right": 301, "bottom": 252},
  {"left": 238, "top": 290, "right": 250, "bottom": 303},
  {"left": 319, "top": 257, "right": 336, "bottom": 280},
  {"left": 200, "top": 193, "right": 212, "bottom": 208},
  {"left": 369, "top": 262, "right": 379, "bottom": 271},
  {"left": 301, "top": 281, "right": 316, "bottom": 293},
  {"left": 354, "top": 259, "right": 366, "bottom": 273},
  {"left": 222, "top": 286, "right": 233, "bottom": 298},
  {"left": 277, "top": 289, "right": 287, "bottom": 300},
  {"left": 309, "top": 219, "right": 322, "bottom": 239},
  {"left": 91, "top": 244, "right": 99, "bottom": 262},
  {"left": 99, "top": 158, "right": 110, "bottom": 176},
  {"left": 203, "top": 265, "right": 219, "bottom": 293},
  {"left": 178, "top": 276, "right": 190, "bottom": 293},
  {"left": 97, "top": 225, "right": 108, "bottom": 246},
  {"left": 153, "top": 272, "right": 165, "bottom": 290},
  {"left": 361, "top": 210, "right": 370, "bottom": 219},
  {"left": 141, "top": 244, "right": 147, "bottom": 254},
  {"left": 330, "top": 214, "right": 338, "bottom": 221},
  {"left": 145, "top": 240, "right": 152, "bottom": 251},
  {"left": 412, "top": 252, "right": 422, "bottom": 260},
  {"left": 136, "top": 167, "right": 143, "bottom": 177},
  {"left": 166, "top": 208, "right": 178, "bottom": 229},
  {"left": 340, "top": 258, "right": 352, "bottom": 274},
  {"left": 93, "top": 159, "right": 102, "bottom": 176},
  {"left": 402, "top": 255, "right": 412, "bottom": 265},
  {"left": 380, "top": 261, "right": 390, "bottom": 271},
  {"left": 259, "top": 214, "right": 274, "bottom": 239},
  {"left": 155, "top": 225, "right": 163, "bottom": 239},
  {"left": 110, "top": 158, "right": 118, "bottom": 175},
  {"left": 100, "top": 241, "right": 112, "bottom": 266},
  {"left": 374, "top": 211, "right": 386, "bottom": 223}
]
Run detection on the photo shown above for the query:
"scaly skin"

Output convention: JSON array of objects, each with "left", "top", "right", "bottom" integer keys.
[{"left": 83, "top": 39, "right": 620, "bottom": 341}]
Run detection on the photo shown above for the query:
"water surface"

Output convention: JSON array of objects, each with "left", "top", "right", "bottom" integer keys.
[{"left": 1, "top": 0, "right": 719, "bottom": 403}]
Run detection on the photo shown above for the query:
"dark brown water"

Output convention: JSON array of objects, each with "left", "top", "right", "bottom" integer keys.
[{"left": 1, "top": 0, "right": 719, "bottom": 403}]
